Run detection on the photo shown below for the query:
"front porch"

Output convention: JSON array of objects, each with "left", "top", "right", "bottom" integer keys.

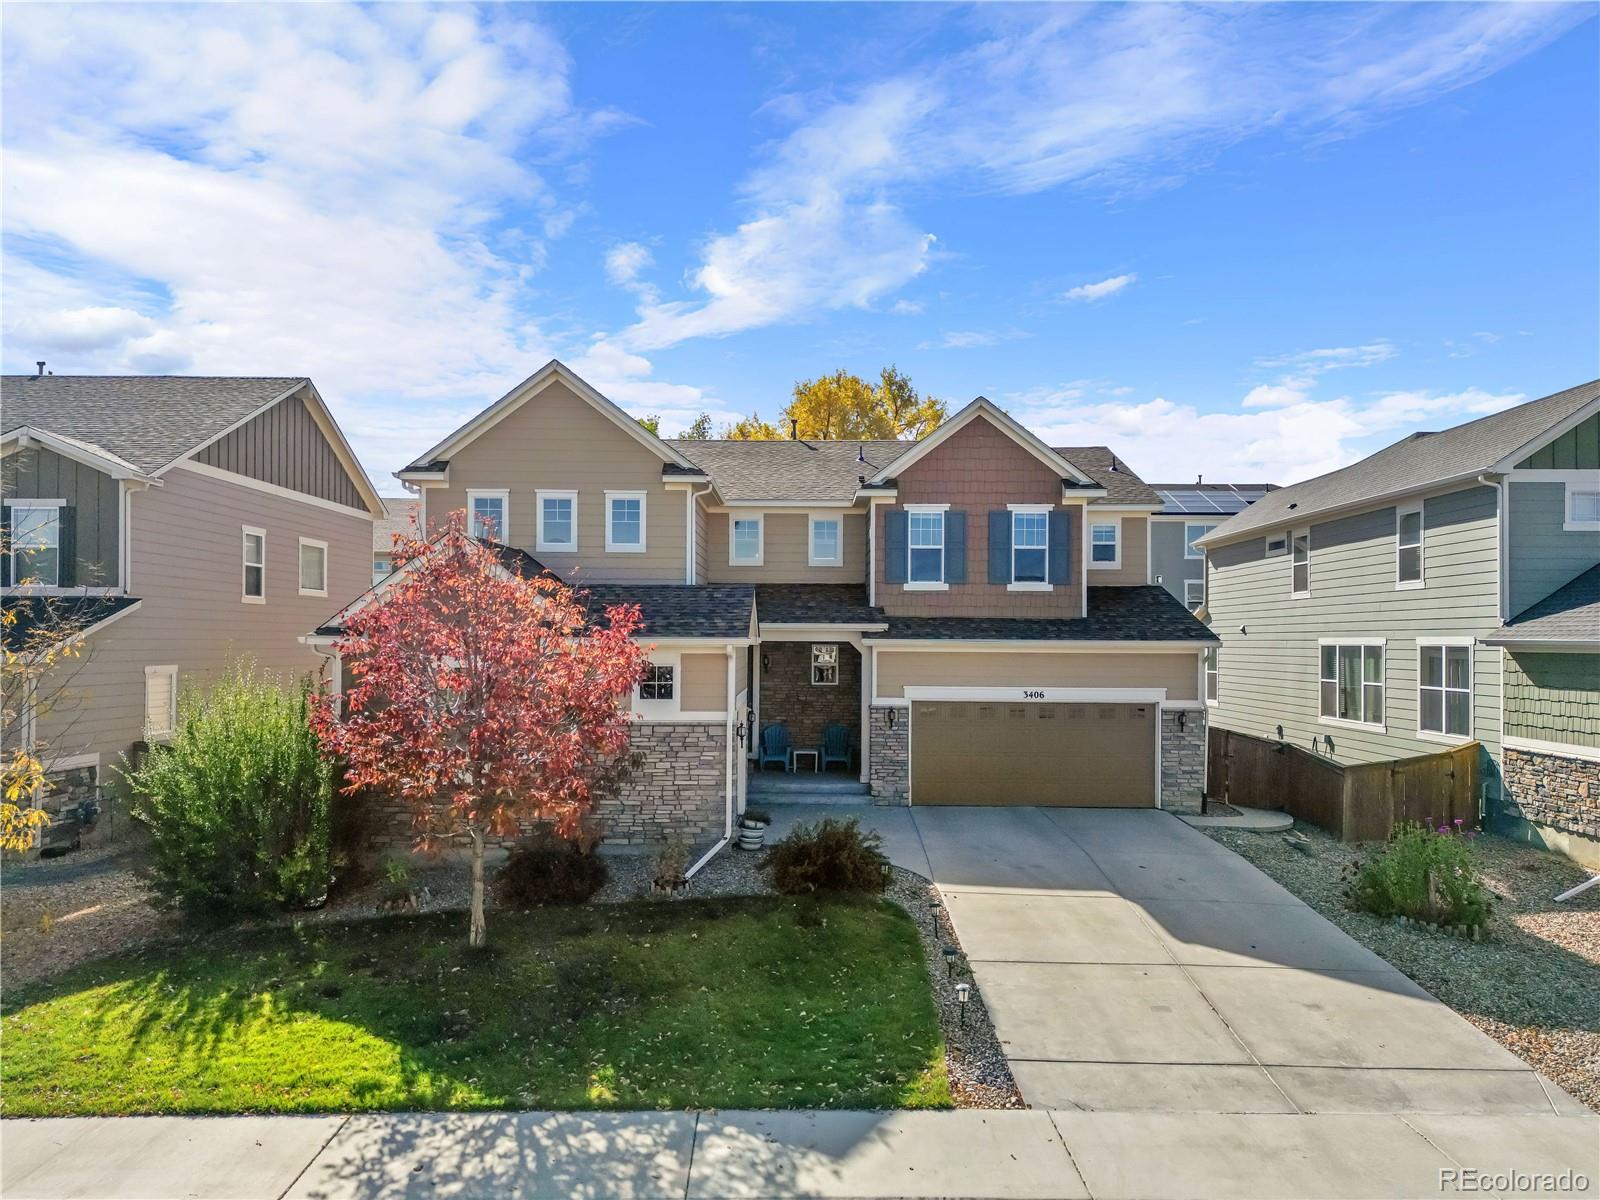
[{"left": 749, "top": 637, "right": 867, "bottom": 795}]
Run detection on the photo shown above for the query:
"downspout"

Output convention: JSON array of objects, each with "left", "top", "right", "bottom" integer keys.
[
  {"left": 685, "top": 643, "right": 736, "bottom": 879},
  {"left": 1477, "top": 472, "right": 1506, "bottom": 827}
]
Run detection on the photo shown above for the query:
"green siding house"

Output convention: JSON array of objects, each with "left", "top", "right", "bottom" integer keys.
[{"left": 1199, "top": 381, "right": 1600, "bottom": 868}]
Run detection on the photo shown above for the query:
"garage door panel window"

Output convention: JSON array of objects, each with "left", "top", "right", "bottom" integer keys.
[
  {"left": 1320, "top": 642, "right": 1383, "bottom": 728},
  {"left": 1419, "top": 643, "right": 1472, "bottom": 738}
]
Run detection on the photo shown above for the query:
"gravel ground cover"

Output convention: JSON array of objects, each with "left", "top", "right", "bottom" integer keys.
[{"left": 1204, "top": 822, "right": 1600, "bottom": 1112}]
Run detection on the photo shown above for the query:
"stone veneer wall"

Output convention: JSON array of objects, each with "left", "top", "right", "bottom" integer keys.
[
  {"left": 1160, "top": 708, "right": 1206, "bottom": 811},
  {"left": 1503, "top": 746, "right": 1600, "bottom": 846},
  {"left": 369, "top": 722, "right": 728, "bottom": 850},
  {"left": 868, "top": 707, "right": 909, "bottom": 804}
]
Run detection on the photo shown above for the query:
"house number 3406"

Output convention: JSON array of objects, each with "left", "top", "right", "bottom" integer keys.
[{"left": 1021, "top": 689, "right": 1046, "bottom": 700}]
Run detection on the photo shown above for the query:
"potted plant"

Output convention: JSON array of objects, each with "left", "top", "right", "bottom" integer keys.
[{"left": 738, "top": 807, "right": 772, "bottom": 851}]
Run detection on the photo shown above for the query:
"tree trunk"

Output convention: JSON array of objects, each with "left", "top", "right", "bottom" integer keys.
[{"left": 468, "top": 826, "right": 487, "bottom": 948}]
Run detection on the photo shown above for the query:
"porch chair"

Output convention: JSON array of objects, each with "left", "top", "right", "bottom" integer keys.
[
  {"left": 820, "top": 724, "right": 853, "bottom": 773},
  {"left": 758, "top": 723, "right": 793, "bottom": 772}
]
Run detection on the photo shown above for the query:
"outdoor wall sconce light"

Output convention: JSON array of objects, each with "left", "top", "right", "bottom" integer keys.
[
  {"left": 1322, "top": 734, "right": 1336, "bottom": 754},
  {"left": 886, "top": 708, "right": 898, "bottom": 729},
  {"left": 735, "top": 721, "right": 748, "bottom": 746},
  {"left": 955, "top": 982, "right": 971, "bottom": 1025},
  {"left": 1177, "top": 711, "right": 1187, "bottom": 731},
  {"left": 942, "top": 945, "right": 958, "bottom": 979},
  {"left": 1239, "top": 624, "right": 1247, "bottom": 635},
  {"left": 1275, "top": 724, "right": 1284, "bottom": 741},
  {"left": 761, "top": 653, "right": 770, "bottom": 672}
]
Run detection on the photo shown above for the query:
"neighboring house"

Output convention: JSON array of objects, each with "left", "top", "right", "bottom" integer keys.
[
  {"left": 372, "top": 496, "right": 420, "bottom": 584},
  {"left": 1146, "top": 481, "right": 1278, "bottom": 610},
  {"left": 2, "top": 371, "right": 385, "bottom": 813},
  {"left": 312, "top": 360, "right": 1215, "bottom": 850},
  {"left": 1199, "top": 380, "right": 1600, "bottom": 867}
]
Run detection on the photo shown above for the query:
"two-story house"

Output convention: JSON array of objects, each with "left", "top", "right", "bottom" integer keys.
[
  {"left": 313, "top": 360, "right": 1215, "bottom": 852},
  {"left": 1146, "top": 481, "right": 1278, "bottom": 611},
  {"left": 1199, "top": 380, "right": 1600, "bottom": 867},
  {"left": 2, "top": 371, "right": 385, "bottom": 817}
]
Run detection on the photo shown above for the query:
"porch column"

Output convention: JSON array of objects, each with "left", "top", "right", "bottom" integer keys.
[{"left": 860, "top": 643, "right": 872, "bottom": 784}]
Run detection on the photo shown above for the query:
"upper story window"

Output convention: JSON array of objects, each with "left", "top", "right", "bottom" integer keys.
[
  {"left": 298, "top": 539, "right": 328, "bottom": 597},
  {"left": 1419, "top": 642, "right": 1472, "bottom": 739},
  {"left": 537, "top": 490, "right": 576, "bottom": 553},
  {"left": 1290, "top": 528, "right": 1310, "bottom": 596},
  {"left": 1185, "top": 523, "right": 1217, "bottom": 559},
  {"left": 731, "top": 515, "right": 763, "bottom": 566},
  {"left": 1089, "top": 520, "right": 1120, "bottom": 568},
  {"left": 908, "top": 507, "right": 945, "bottom": 584},
  {"left": 1566, "top": 484, "right": 1600, "bottom": 532},
  {"left": 8, "top": 503, "right": 62, "bottom": 586},
  {"left": 242, "top": 527, "right": 266, "bottom": 603},
  {"left": 606, "top": 491, "right": 646, "bottom": 552},
  {"left": 1185, "top": 578, "right": 1205, "bottom": 611},
  {"left": 468, "top": 489, "right": 508, "bottom": 542},
  {"left": 1011, "top": 509, "right": 1048, "bottom": 584},
  {"left": 1319, "top": 640, "right": 1383, "bottom": 728},
  {"left": 1205, "top": 647, "right": 1218, "bottom": 702},
  {"left": 1396, "top": 504, "right": 1423, "bottom": 587},
  {"left": 373, "top": 555, "right": 391, "bottom": 586},
  {"left": 809, "top": 515, "right": 842, "bottom": 566}
]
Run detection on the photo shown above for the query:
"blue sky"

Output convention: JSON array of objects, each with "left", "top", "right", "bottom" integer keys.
[{"left": 2, "top": 3, "right": 1595, "bottom": 492}]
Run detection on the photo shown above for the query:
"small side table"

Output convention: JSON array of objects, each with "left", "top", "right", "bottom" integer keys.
[{"left": 791, "top": 748, "right": 821, "bottom": 773}]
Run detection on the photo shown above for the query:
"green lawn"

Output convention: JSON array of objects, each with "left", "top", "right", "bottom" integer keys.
[{"left": 1, "top": 895, "right": 948, "bottom": 1116}]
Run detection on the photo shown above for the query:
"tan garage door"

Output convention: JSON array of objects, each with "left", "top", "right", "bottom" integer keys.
[{"left": 910, "top": 701, "right": 1156, "bottom": 807}]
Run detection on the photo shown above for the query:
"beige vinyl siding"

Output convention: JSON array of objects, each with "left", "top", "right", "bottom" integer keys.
[
  {"left": 873, "top": 649, "right": 1199, "bottom": 701},
  {"left": 1504, "top": 652, "right": 1600, "bottom": 750},
  {"left": 2, "top": 445, "right": 121, "bottom": 586},
  {"left": 704, "top": 510, "right": 867, "bottom": 583},
  {"left": 34, "top": 466, "right": 371, "bottom": 777},
  {"left": 1087, "top": 514, "right": 1149, "bottom": 585},
  {"left": 1508, "top": 481, "right": 1599, "bottom": 616},
  {"left": 693, "top": 497, "right": 709, "bottom": 584},
  {"left": 1205, "top": 484, "right": 1503, "bottom": 766},
  {"left": 682, "top": 653, "right": 728, "bottom": 711},
  {"left": 197, "top": 390, "right": 368, "bottom": 511},
  {"left": 430, "top": 379, "right": 686, "bottom": 583}
]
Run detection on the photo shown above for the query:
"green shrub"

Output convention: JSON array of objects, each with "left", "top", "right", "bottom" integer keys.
[
  {"left": 495, "top": 825, "right": 609, "bottom": 907},
  {"left": 1346, "top": 821, "right": 1493, "bottom": 929},
  {"left": 763, "top": 817, "right": 888, "bottom": 895},
  {"left": 126, "top": 661, "right": 334, "bottom": 916}
]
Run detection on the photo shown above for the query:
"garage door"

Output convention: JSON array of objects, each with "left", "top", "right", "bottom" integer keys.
[{"left": 911, "top": 701, "right": 1156, "bottom": 807}]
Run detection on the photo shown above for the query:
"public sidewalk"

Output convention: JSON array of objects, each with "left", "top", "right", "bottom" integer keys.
[{"left": 4, "top": 1110, "right": 1597, "bottom": 1199}]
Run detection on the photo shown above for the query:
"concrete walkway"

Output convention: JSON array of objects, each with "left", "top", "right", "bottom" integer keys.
[
  {"left": 765, "top": 804, "right": 1583, "bottom": 1117},
  {"left": 5, "top": 1110, "right": 1596, "bottom": 1199}
]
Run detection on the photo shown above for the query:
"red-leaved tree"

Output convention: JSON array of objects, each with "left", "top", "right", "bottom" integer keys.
[{"left": 312, "top": 514, "right": 648, "bottom": 946}]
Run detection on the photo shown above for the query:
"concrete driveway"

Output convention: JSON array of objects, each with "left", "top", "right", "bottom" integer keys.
[{"left": 766, "top": 804, "right": 1581, "bottom": 1116}]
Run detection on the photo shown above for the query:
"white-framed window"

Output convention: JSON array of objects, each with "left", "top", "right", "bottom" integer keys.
[
  {"left": 242, "top": 526, "right": 266, "bottom": 603},
  {"left": 1566, "top": 483, "right": 1600, "bottom": 532},
  {"left": 632, "top": 652, "right": 679, "bottom": 719},
  {"left": 730, "top": 514, "right": 764, "bottom": 566},
  {"left": 808, "top": 514, "right": 843, "bottom": 567},
  {"left": 1318, "top": 640, "right": 1384, "bottom": 728},
  {"left": 1419, "top": 641, "right": 1473, "bottom": 740},
  {"left": 1089, "top": 519, "right": 1120, "bottom": 568},
  {"left": 1185, "top": 578, "right": 1205, "bottom": 610},
  {"left": 144, "top": 665, "right": 178, "bottom": 741},
  {"left": 8, "top": 502, "right": 62, "bottom": 586},
  {"left": 467, "top": 489, "right": 509, "bottom": 543},
  {"left": 606, "top": 491, "right": 646, "bottom": 552},
  {"left": 1290, "top": 528, "right": 1310, "bottom": 596},
  {"left": 638, "top": 662, "right": 675, "bottom": 701},
  {"left": 298, "top": 538, "right": 328, "bottom": 597},
  {"left": 373, "top": 555, "right": 390, "bottom": 585},
  {"left": 1011, "top": 507, "right": 1049, "bottom": 585},
  {"left": 1265, "top": 534, "right": 1288, "bottom": 557},
  {"left": 906, "top": 505, "right": 946, "bottom": 586},
  {"left": 811, "top": 643, "right": 839, "bottom": 686},
  {"left": 535, "top": 490, "right": 577, "bottom": 553},
  {"left": 1184, "top": 522, "right": 1217, "bottom": 560},
  {"left": 1396, "top": 504, "right": 1423, "bottom": 588},
  {"left": 1204, "top": 646, "right": 1218, "bottom": 703}
]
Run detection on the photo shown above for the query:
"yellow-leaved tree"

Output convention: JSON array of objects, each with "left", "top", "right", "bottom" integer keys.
[{"left": 723, "top": 367, "right": 947, "bottom": 441}]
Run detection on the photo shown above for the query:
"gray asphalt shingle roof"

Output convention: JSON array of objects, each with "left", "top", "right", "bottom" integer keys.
[
  {"left": 755, "top": 584, "right": 884, "bottom": 627},
  {"left": 1, "top": 375, "right": 308, "bottom": 474},
  {"left": 374, "top": 498, "right": 421, "bottom": 552},
  {"left": 581, "top": 584, "right": 754, "bottom": 640},
  {"left": 674, "top": 439, "right": 908, "bottom": 503},
  {"left": 1204, "top": 380, "right": 1600, "bottom": 545},
  {"left": 1486, "top": 565, "right": 1600, "bottom": 648},
  {"left": 872, "top": 585, "right": 1217, "bottom": 642},
  {"left": 2, "top": 594, "right": 141, "bottom": 651},
  {"left": 1052, "top": 446, "right": 1161, "bottom": 505}
]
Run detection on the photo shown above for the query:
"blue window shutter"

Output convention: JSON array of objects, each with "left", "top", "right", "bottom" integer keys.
[
  {"left": 1048, "top": 509, "right": 1070, "bottom": 584},
  {"left": 884, "top": 510, "right": 908, "bottom": 584},
  {"left": 946, "top": 512, "right": 967, "bottom": 583},
  {"left": 988, "top": 511, "right": 1010, "bottom": 584}
]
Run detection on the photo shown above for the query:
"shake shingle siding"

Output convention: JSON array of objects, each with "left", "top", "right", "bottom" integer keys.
[
  {"left": 1205, "top": 484, "right": 1503, "bottom": 766},
  {"left": 1509, "top": 481, "right": 1599, "bottom": 617},
  {"left": 1504, "top": 653, "right": 1600, "bottom": 750}
]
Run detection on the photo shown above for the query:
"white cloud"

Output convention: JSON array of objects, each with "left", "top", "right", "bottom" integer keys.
[
  {"left": 605, "top": 242, "right": 654, "bottom": 287},
  {"left": 891, "top": 299, "right": 925, "bottom": 315},
  {"left": 1257, "top": 341, "right": 1398, "bottom": 374},
  {"left": 919, "top": 329, "right": 1031, "bottom": 350},
  {"left": 1062, "top": 273, "right": 1136, "bottom": 303},
  {"left": 11, "top": 305, "right": 154, "bottom": 353}
]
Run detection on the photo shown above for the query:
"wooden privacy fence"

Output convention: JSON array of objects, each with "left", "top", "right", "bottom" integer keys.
[{"left": 1207, "top": 727, "right": 1481, "bottom": 842}]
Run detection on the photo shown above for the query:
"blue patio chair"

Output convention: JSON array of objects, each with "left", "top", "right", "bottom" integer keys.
[
  {"left": 758, "top": 723, "right": 792, "bottom": 772},
  {"left": 820, "top": 724, "right": 852, "bottom": 772}
]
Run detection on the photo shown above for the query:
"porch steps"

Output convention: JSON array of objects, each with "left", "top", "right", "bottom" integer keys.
[{"left": 747, "top": 771, "right": 872, "bottom": 805}]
